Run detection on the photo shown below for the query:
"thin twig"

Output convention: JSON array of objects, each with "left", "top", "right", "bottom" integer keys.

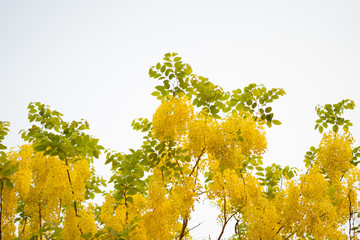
[
  {"left": 183, "top": 221, "right": 204, "bottom": 236},
  {"left": 189, "top": 148, "right": 205, "bottom": 177}
]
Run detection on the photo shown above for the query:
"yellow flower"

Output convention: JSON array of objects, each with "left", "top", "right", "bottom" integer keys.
[
  {"left": 318, "top": 131, "right": 353, "bottom": 180},
  {"left": 152, "top": 95, "right": 194, "bottom": 141}
]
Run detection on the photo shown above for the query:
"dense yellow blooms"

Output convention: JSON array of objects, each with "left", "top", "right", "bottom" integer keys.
[
  {"left": 300, "top": 166, "right": 329, "bottom": 202},
  {"left": 1, "top": 145, "right": 95, "bottom": 239},
  {"left": 63, "top": 205, "right": 97, "bottom": 240},
  {"left": 187, "top": 112, "right": 210, "bottom": 157},
  {"left": 76, "top": 204, "right": 97, "bottom": 239},
  {"left": 300, "top": 167, "right": 341, "bottom": 238},
  {"left": 244, "top": 197, "right": 281, "bottom": 240},
  {"left": 152, "top": 95, "right": 194, "bottom": 141},
  {"left": 1, "top": 187, "right": 17, "bottom": 240},
  {"left": 205, "top": 118, "right": 240, "bottom": 168},
  {"left": 100, "top": 170, "right": 194, "bottom": 240},
  {"left": 273, "top": 180, "right": 303, "bottom": 236},
  {"left": 100, "top": 193, "right": 148, "bottom": 239},
  {"left": 189, "top": 112, "right": 267, "bottom": 169},
  {"left": 222, "top": 113, "right": 267, "bottom": 157},
  {"left": 318, "top": 131, "right": 353, "bottom": 181},
  {"left": 3, "top": 92, "right": 360, "bottom": 240},
  {"left": 207, "top": 169, "right": 247, "bottom": 210},
  {"left": 7, "top": 147, "right": 32, "bottom": 198},
  {"left": 142, "top": 171, "right": 176, "bottom": 240},
  {"left": 100, "top": 194, "right": 127, "bottom": 235},
  {"left": 63, "top": 207, "right": 79, "bottom": 239},
  {"left": 271, "top": 167, "right": 347, "bottom": 239},
  {"left": 169, "top": 177, "right": 197, "bottom": 219},
  {"left": 67, "top": 157, "right": 92, "bottom": 202}
]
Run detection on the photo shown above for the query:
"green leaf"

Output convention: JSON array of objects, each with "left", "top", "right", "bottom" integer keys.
[
  {"left": 34, "top": 144, "right": 48, "bottom": 152},
  {"left": 5, "top": 179, "right": 14, "bottom": 189},
  {"left": 333, "top": 125, "right": 339, "bottom": 133},
  {"left": 247, "top": 166, "right": 254, "bottom": 170},
  {"left": 151, "top": 91, "right": 160, "bottom": 96},
  {"left": 93, "top": 150, "right": 99, "bottom": 159},
  {"left": 255, "top": 166, "right": 264, "bottom": 171},
  {"left": 80, "top": 232, "right": 92, "bottom": 239},
  {"left": 272, "top": 120, "right": 281, "bottom": 125},
  {"left": 265, "top": 107, "right": 272, "bottom": 113},
  {"left": 127, "top": 196, "right": 134, "bottom": 203},
  {"left": 155, "top": 86, "right": 165, "bottom": 92}
]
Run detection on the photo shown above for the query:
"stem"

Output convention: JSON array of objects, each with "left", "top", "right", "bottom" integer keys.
[
  {"left": 284, "top": 232, "right": 296, "bottom": 239},
  {"left": 189, "top": 148, "right": 205, "bottom": 177},
  {"left": 66, "top": 164, "right": 84, "bottom": 235},
  {"left": 178, "top": 218, "right": 188, "bottom": 240},
  {"left": 217, "top": 195, "right": 227, "bottom": 240},
  {"left": 0, "top": 182, "right": 3, "bottom": 240},
  {"left": 19, "top": 217, "right": 27, "bottom": 236},
  {"left": 349, "top": 190, "right": 353, "bottom": 239},
  {"left": 175, "top": 158, "right": 185, "bottom": 178},
  {"left": 59, "top": 198, "right": 62, "bottom": 222},
  {"left": 183, "top": 221, "right": 203, "bottom": 237},
  {"left": 275, "top": 225, "right": 284, "bottom": 236},
  {"left": 234, "top": 218, "right": 239, "bottom": 236},
  {"left": 39, "top": 201, "right": 42, "bottom": 240},
  {"left": 124, "top": 190, "right": 129, "bottom": 225}
]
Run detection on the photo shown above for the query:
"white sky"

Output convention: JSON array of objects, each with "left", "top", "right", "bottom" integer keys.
[{"left": 1, "top": 1, "right": 360, "bottom": 239}]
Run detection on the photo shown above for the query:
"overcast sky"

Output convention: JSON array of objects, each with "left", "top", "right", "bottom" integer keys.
[{"left": 1, "top": 1, "right": 360, "bottom": 238}]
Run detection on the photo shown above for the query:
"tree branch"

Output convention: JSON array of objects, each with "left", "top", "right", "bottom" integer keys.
[
  {"left": 178, "top": 218, "right": 188, "bottom": 240},
  {"left": 183, "top": 221, "right": 204, "bottom": 237},
  {"left": 189, "top": 148, "right": 205, "bottom": 177}
]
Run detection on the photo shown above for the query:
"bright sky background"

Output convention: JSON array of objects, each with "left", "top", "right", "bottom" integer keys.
[{"left": 1, "top": 1, "right": 360, "bottom": 239}]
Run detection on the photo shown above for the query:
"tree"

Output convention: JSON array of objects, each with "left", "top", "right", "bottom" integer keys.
[{"left": 0, "top": 53, "right": 360, "bottom": 239}]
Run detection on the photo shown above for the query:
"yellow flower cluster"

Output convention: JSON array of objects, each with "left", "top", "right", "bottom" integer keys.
[
  {"left": 317, "top": 131, "right": 353, "bottom": 180},
  {"left": 292, "top": 165, "right": 344, "bottom": 239},
  {"left": 208, "top": 169, "right": 268, "bottom": 239},
  {"left": 203, "top": 112, "right": 267, "bottom": 169},
  {"left": 244, "top": 198, "right": 281, "bottom": 240},
  {"left": 63, "top": 207, "right": 79, "bottom": 239},
  {"left": 207, "top": 169, "right": 247, "bottom": 210},
  {"left": 7, "top": 147, "right": 32, "bottom": 198},
  {"left": 152, "top": 95, "right": 194, "bottom": 141},
  {"left": 67, "top": 157, "right": 91, "bottom": 202},
  {"left": 100, "top": 194, "right": 127, "bottom": 234},
  {"left": 99, "top": 168, "right": 198, "bottom": 240},
  {"left": 77, "top": 204, "right": 97, "bottom": 238},
  {"left": 63, "top": 205, "right": 97, "bottom": 240},
  {"left": 100, "top": 193, "right": 147, "bottom": 239},
  {"left": 3, "top": 145, "right": 94, "bottom": 239},
  {"left": 187, "top": 112, "right": 210, "bottom": 157},
  {"left": 1, "top": 187, "right": 17, "bottom": 239},
  {"left": 142, "top": 172, "right": 175, "bottom": 240},
  {"left": 273, "top": 180, "right": 302, "bottom": 235},
  {"left": 205, "top": 118, "right": 240, "bottom": 168},
  {"left": 265, "top": 168, "right": 348, "bottom": 239},
  {"left": 332, "top": 167, "right": 360, "bottom": 226},
  {"left": 222, "top": 113, "right": 267, "bottom": 157},
  {"left": 169, "top": 177, "right": 197, "bottom": 219},
  {"left": 300, "top": 166, "right": 329, "bottom": 201}
]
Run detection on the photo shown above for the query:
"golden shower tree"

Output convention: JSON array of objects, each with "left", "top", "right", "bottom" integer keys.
[{"left": 1, "top": 53, "right": 360, "bottom": 239}]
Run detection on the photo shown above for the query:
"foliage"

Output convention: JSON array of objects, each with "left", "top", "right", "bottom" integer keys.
[{"left": 0, "top": 53, "right": 360, "bottom": 239}]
